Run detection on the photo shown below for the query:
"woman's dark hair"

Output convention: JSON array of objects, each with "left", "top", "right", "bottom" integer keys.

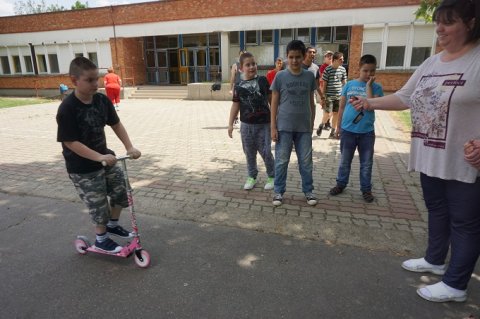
[
  {"left": 433, "top": 0, "right": 480, "bottom": 43},
  {"left": 359, "top": 54, "right": 377, "bottom": 67},
  {"left": 239, "top": 51, "right": 254, "bottom": 66},
  {"left": 286, "top": 40, "right": 306, "bottom": 55}
]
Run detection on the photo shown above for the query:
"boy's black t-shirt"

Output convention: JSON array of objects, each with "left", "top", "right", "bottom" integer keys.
[
  {"left": 232, "top": 75, "right": 271, "bottom": 124},
  {"left": 56, "top": 92, "right": 119, "bottom": 174}
]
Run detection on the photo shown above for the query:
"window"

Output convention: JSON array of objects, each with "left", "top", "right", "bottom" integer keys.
[
  {"left": 245, "top": 31, "right": 257, "bottom": 45},
  {"left": 48, "top": 54, "right": 60, "bottom": 73},
  {"left": 362, "top": 43, "right": 382, "bottom": 65},
  {"left": 88, "top": 52, "right": 98, "bottom": 66},
  {"left": 12, "top": 56, "right": 21, "bottom": 73},
  {"left": 209, "top": 33, "right": 219, "bottom": 46},
  {"left": 182, "top": 34, "right": 207, "bottom": 47},
  {"left": 334, "top": 26, "right": 350, "bottom": 42},
  {"left": 317, "top": 27, "right": 332, "bottom": 43},
  {"left": 0, "top": 56, "right": 11, "bottom": 74},
  {"left": 24, "top": 56, "right": 33, "bottom": 73},
  {"left": 386, "top": 46, "right": 406, "bottom": 67},
  {"left": 296, "top": 28, "right": 310, "bottom": 43},
  {"left": 37, "top": 55, "right": 47, "bottom": 73},
  {"left": 145, "top": 36, "right": 154, "bottom": 50},
  {"left": 261, "top": 30, "right": 273, "bottom": 43},
  {"left": 280, "top": 29, "right": 293, "bottom": 44},
  {"left": 75, "top": 53, "right": 84, "bottom": 58},
  {"left": 411, "top": 47, "right": 431, "bottom": 67},
  {"left": 230, "top": 32, "right": 239, "bottom": 45}
]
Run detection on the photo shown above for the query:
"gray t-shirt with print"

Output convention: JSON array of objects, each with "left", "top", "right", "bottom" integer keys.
[{"left": 271, "top": 69, "right": 317, "bottom": 132}]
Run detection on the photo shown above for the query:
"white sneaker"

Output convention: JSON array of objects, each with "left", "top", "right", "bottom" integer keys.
[
  {"left": 401, "top": 257, "right": 446, "bottom": 275},
  {"left": 243, "top": 177, "right": 256, "bottom": 190},
  {"left": 272, "top": 193, "right": 283, "bottom": 206},
  {"left": 264, "top": 177, "right": 274, "bottom": 190},
  {"left": 305, "top": 192, "right": 317, "bottom": 206},
  {"left": 417, "top": 282, "right": 467, "bottom": 303}
]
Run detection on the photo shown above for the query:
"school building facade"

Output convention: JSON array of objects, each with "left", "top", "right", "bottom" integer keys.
[{"left": 0, "top": 0, "right": 434, "bottom": 95}]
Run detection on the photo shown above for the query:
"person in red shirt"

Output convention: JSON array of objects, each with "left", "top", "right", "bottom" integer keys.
[
  {"left": 104, "top": 67, "right": 122, "bottom": 111},
  {"left": 266, "top": 57, "right": 284, "bottom": 85}
]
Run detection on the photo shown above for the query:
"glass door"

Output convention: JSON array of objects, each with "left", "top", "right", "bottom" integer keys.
[
  {"left": 178, "top": 48, "right": 189, "bottom": 84},
  {"left": 156, "top": 50, "right": 169, "bottom": 84}
]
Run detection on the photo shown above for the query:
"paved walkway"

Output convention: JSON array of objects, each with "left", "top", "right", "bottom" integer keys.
[{"left": 0, "top": 99, "right": 427, "bottom": 255}]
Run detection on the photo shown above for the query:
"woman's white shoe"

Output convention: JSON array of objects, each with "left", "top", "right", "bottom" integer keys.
[
  {"left": 401, "top": 257, "right": 446, "bottom": 275},
  {"left": 417, "top": 282, "right": 467, "bottom": 303}
]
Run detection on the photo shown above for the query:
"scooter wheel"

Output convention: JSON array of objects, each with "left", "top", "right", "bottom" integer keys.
[
  {"left": 74, "top": 238, "right": 88, "bottom": 255},
  {"left": 134, "top": 249, "right": 151, "bottom": 268}
]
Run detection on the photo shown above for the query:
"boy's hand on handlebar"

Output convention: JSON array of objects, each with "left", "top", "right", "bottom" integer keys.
[
  {"left": 100, "top": 154, "right": 117, "bottom": 166},
  {"left": 126, "top": 147, "right": 141, "bottom": 159}
]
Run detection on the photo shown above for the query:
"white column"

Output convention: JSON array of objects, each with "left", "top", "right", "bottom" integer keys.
[{"left": 220, "top": 32, "right": 230, "bottom": 82}]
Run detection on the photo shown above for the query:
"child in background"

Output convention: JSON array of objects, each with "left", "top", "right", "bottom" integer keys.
[
  {"left": 57, "top": 57, "right": 141, "bottom": 253},
  {"left": 318, "top": 52, "right": 347, "bottom": 138},
  {"left": 228, "top": 52, "right": 275, "bottom": 191},
  {"left": 270, "top": 40, "right": 317, "bottom": 207},
  {"left": 329, "top": 54, "right": 383, "bottom": 203}
]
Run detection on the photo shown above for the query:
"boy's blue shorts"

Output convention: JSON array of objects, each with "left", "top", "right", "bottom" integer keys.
[{"left": 69, "top": 165, "right": 128, "bottom": 226}]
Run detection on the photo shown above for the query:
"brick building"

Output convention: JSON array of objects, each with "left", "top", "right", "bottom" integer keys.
[{"left": 0, "top": 0, "right": 434, "bottom": 95}]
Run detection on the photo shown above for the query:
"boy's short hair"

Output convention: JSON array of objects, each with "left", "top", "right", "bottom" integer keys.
[
  {"left": 286, "top": 40, "right": 306, "bottom": 55},
  {"left": 69, "top": 57, "right": 97, "bottom": 78},
  {"left": 239, "top": 51, "right": 254, "bottom": 66},
  {"left": 332, "top": 52, "right": 344, "bottom": 62},
  {"left": 359, "top": 54, "right": 377, "bottom": 67}
]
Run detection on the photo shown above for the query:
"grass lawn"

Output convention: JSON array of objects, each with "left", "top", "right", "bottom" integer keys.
[
  {"left": 0, "top": 97, "right": 51, "bottom": 109},
  {"left": 392, "top": 109, "right": 412, "bottom": 132}
]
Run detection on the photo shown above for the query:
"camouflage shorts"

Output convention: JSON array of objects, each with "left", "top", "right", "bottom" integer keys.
[{"left": 69, "top": 165, "right": 128, "bottom": 226}]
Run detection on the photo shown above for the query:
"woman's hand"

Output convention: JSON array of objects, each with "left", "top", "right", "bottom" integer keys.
[
  {"left": 228, "top": 125, "right": 234, "bottom": 138},
  {"left": 271, "top": 128, "right": 278, "bottom": 143},
  {"left": 464, "top": 140, "right": 480, "bottom": 170},
  {"left": 350, "top": 96, "right": 373, "bottom": 111}
]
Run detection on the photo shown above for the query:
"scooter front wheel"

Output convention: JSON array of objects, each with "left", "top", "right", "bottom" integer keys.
[
  {"left": 134, "top": 249, "right": 151, "bottom": 268},
  {"left": 74, "top": 238, "right": 88, "bottom": 255}
]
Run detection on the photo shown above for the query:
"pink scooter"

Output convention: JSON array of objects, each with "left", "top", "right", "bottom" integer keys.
[{"left": 74, "top": 155, "right": 151, "bottom": 268}]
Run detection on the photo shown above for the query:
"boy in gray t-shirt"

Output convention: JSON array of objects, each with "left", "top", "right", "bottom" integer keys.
[{"left": 270, "top": 40, "right": 317, "bottom": 207}]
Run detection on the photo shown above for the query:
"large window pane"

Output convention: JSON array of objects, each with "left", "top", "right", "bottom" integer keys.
[
  {"left": 386, "top": 46, "right": 405, "bottom": 67},
  {"left": 335, "top": 26, "right": 350, "bottom": 42},
  {"left": 146, "top": 51, "right": 155, "bottom": 67},
  {"left": 411, "top": 47, "right": 431, "bottom": 67},
  {"left": 280, "top": 29, "right": 293, "bottom": 44},
  {"left": 145, "top": 36, "right": 154, "bottom": 50},
  {"left": 183, "top": 34, "right": 207, "bottom": 47},
  {"left": 37, "top": 55, "right": 47, "bottom": 73},
  {"left": 246, "top": 30, "right": 257, "bottom": 45},
  {"left": 362, "top": 42, "right": 382, "bottom": 64},
  {"left": 13, "top": 56, "right": 21, "bottom": 73},
  {"left": 88, "top": 52, "right": 98, "bottom": 66},
  {"left": 317, "top": 27, "right": 332, "bottom": 43},
  {"left": 0, "top": 56, "right": 10, "bottom": 74},
  {"left": 261, "top": 30, "right": 273, "bottom": 43},
  {"left": 48, "top": 54, "right": 59, "bottom": 73},
  {"left": 230, "top": 32, "right": 239, "bottom": 45},
  {"left": 209, "top": 33, "right": 219, "bottom": 46},
  {"left": 24, "top": 56, "right": 33, "bottom": 73},
  {"left": 296, "top": 28, "right": 310, "bottom": 44}
]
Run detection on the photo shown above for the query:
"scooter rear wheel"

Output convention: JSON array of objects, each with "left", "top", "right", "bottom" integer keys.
[
  {"left": 74, "top": 238, "right": 88, "bottom": 255},
  {"left": 134, "top": 249, "right": 151, "bottom": 268}
]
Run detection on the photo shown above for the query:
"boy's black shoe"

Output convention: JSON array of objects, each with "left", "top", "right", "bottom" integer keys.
[
  {"left": 329, "top": 128, "right": 336, "bottom": 138},
  {"left": 325, "top": 120, "right": 332, "bottom": 130},
  {"left": 316, "top": 124, "right": 323, "bottom": 136},
  {"left": 107, "top": 225, "right": 134, "bottom": 239},
  {"left": 94, "top": 238, "right": 122, "bottom": 253}
]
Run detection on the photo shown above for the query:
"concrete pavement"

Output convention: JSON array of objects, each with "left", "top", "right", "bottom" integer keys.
[{"left": 0, "top": 98, "right": 426, "bottom": 255}]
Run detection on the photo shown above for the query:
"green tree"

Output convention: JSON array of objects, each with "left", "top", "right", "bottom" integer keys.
[
  {"left": 14, "top": 0, "right": 65, "bottom": 14},
  {"left": 71, "top": 1, "right": 88, "bottom": 10},
  {"left": 415, "top": 0, "right": 441, "bottom": 22}
]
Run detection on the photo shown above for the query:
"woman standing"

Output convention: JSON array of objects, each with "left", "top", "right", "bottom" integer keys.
[
  {"left": 352, "top": 0, "right": 480, "bottom": 303},
  {"left": 104, "top": 67, "right": 122, "bottom": 111}
]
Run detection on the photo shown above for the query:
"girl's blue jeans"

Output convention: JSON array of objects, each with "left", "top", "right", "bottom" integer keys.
[{"left": 336, "top": 130, "right": 375, "bottom": 192}]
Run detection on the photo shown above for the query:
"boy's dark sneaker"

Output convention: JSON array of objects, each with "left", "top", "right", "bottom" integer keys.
[
  {"left": 107, "top": 225, "right": 134, "bottom": 239},
  {"left": 316, "top": 124, "right": 323, "bottom": 136},
  {"left": 325, "top": 121, "right": 332, "bottom": 130},
  {"left": 362, "top": 191, "right": 375, "bottom": 203},
  {"left": 329, "top": 185, "right": 345, "bottom": 196},
  {"left": 329, "top": 128, "right": 336, "bottom": 138},
  {"left": 94, "top": 238, "right": 122, "bottom": 253}
]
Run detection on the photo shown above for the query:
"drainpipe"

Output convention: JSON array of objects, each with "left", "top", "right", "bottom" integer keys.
[
  {"left": 28, "top": 43, "right": 38, "bottom": 75},
  {"left": 110, "top": 5, "right": 124, "bottom": 90}
]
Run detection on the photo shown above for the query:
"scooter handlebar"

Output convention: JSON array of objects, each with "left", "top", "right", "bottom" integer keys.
[{"left": 101, "top": 155, "right": 131, "bottom": 166}]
